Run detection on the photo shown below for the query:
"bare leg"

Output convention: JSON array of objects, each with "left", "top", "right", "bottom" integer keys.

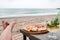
[
  {"left": 0, "top": 20, "right": 16, "bottom": 40},
  {"left": 2, "top": 20, "right": 16, "bottom": 40}
]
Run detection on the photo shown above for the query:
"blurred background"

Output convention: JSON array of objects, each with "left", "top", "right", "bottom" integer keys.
[{"left": 0, "top": 0, "right": 60, "bottom": 40}]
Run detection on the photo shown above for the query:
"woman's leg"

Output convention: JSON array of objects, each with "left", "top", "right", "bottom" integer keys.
[{"left": 0, "top": 20, "right": 16, "bottom": 40}]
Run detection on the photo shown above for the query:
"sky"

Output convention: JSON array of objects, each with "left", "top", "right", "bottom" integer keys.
[{"left": 0, "top": 0, "right": 60, "bottom": 8}]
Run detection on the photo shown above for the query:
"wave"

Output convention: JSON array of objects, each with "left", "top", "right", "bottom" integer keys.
[
  {"left": 0, "top": 8, "right": 59, "bottom": 18},
  {"left": 0, "top": 13, "right": 57, "bottom": 18}
]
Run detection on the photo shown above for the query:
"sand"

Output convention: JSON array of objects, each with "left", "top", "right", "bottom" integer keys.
[{"left": 0, "top": 15, "right": 60, "bottom": 40}]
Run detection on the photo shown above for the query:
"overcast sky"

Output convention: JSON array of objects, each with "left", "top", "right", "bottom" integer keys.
[{"left": 0, "top": 0, "right": 60, "bottom": 8}]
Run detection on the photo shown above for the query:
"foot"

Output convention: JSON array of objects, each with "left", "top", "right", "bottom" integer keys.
[
  {"left": 2, "top": 21, "right": 9, "bottom": 29},
  {"left": 10, "top": 20, "right": 16, "bottom": 26},
  {"left": 2, "top": 20, "right": 16, "bottom": 29},
  {"left": 9, "top": 20, "right": 16, "bottom": 30}
]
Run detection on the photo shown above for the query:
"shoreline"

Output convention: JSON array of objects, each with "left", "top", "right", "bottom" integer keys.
[{"left": 0, "top": 13, "right": 57, "bottom": 18}]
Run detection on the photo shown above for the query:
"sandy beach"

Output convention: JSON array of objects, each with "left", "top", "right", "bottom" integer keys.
[{"left": 0, "top": 15, "right": 60, "bottom": 40}]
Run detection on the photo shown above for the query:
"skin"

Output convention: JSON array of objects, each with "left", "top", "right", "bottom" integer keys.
[{"left": 0, "top": 20, "right": 16, "bottom": 40}]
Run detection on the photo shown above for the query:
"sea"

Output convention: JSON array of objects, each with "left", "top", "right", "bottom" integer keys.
[{"left": 0, "top": 8, "right": 60, "bottom": 18}]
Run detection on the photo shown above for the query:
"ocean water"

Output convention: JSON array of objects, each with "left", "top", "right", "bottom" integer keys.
[{"left": 0, "top": 8, "right": 59, "bottom": 18}]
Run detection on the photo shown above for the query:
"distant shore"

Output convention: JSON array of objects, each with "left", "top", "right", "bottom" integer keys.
[{"left": 0, "top": 13, "right": 57, "bottom": 18}]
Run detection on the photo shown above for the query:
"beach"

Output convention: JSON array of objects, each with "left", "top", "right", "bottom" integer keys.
[{"left": 0, "top": 15, "right": 60, "bottom": 40}]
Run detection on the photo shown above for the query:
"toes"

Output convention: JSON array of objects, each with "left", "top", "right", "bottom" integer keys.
[{"left": 2, "top": 21, "right": 9, "bottom": 29}]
